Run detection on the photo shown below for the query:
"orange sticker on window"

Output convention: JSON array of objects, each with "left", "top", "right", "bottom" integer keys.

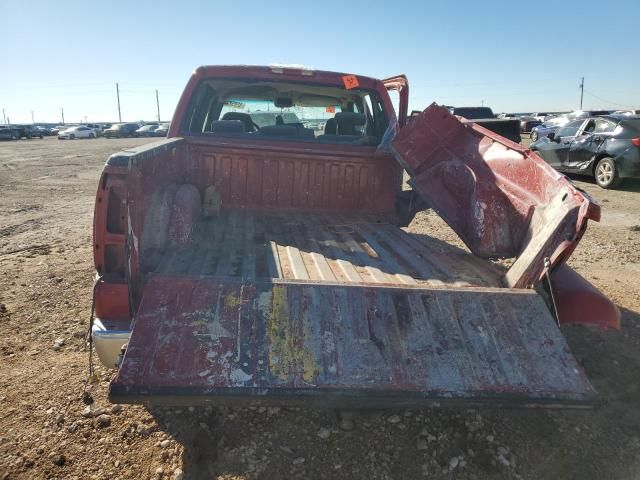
[
  {"left": 342, "top": 75, "right": 359, "bottom": 90},
  {"left": 325, "top": 105, "right": 336, "bottom": 113}
]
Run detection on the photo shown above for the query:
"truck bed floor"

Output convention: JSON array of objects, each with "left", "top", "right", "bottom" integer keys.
[{"left": 145, "top": 211, "right": 504, "bottom": 288}]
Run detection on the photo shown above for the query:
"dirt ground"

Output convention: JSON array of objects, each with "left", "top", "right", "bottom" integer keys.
[{"left": 0, "top": 136, "right": 639, "bottom": 480}]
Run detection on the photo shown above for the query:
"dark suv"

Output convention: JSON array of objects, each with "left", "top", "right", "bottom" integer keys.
[
  {"left": 0, "top": 126, "right": 21, "bottom": 140},
  {"left": 103, "top": 123, "right": 140, "bottom": 138},
  {"left": 16, "top": 125, "right": 44, "bottom": 139}
]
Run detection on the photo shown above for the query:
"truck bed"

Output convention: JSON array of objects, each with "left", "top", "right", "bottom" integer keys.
[
  {"left": 143, "top": 211, "right": 504, "bottom": 288},
  {"left": 108, "top": 101, "right": 603, "bottom": 408}
]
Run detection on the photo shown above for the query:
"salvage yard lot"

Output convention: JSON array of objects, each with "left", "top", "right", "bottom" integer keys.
[{"left": 1, "top": 136, "right": 639, "bottom": 480}]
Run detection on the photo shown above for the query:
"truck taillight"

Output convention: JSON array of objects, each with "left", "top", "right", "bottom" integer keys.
[{"left": 632, "top": 138, "right": 640, "bottom": 147}]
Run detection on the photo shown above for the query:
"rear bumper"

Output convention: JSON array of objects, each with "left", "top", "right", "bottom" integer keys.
[
  {"left": 109, "top": 385, "right": 597, "bottom": 409},
  {"left": 92, "top": 318, "right": 131, "bottom": 368},
  {"left": 616, "top": 148, "right": 640, "bottom": 178}
]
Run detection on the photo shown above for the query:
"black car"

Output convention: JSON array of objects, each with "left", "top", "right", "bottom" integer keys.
[
  {"left": 0, "top": 126, "right": 21, "bottom": 140},
  {"left": 447, "top": 106, "right": 522, "bottom": 143},
  {"left": 530, "top": 115, "right": 640, "bottom": 188},
  {"left": 103, "top": 123, "right": 140, "bottom": 138},
  {"left": 519, "top": 116, "right": 542, "bottom": 133},
  {"left": 35, "top": 126, "right": 55, "bottom": 136}
]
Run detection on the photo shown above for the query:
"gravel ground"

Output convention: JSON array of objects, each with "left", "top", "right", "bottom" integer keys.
[{"left": 0, "top": 136, "right": 639, "bottom": 480}]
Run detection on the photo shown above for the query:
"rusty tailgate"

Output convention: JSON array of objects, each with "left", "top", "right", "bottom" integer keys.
[{"left": 110, "top": 275, "right": 596, "bottom": 408}]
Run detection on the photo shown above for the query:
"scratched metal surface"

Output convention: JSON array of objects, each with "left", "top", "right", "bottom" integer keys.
[
  {"left": 142, "top": 211, "right": 504, "bottom": 288},
  {"left": 392, "top": 104, "right": 599, "bottom": 288},
  {"left": 110, "top": 275, "right": 596, "bottom": 407}
]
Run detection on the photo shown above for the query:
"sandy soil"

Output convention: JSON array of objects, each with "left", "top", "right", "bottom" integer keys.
[{"left": 0, "top": 136, "right": 639, "bottom": 480}]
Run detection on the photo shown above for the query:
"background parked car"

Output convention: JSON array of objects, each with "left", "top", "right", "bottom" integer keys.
[
  {"left": 447, "top": 106, "right": 522, "bottom": 143},
  {"left": 86, "top": 123, "right": 104, "bottom": 136},
  {"left": 530, "top": 112, "right": 588, "bottom": 141},
  {"left": 57, "top": 126, "right": 97, "bottom": 140},
  {"left": 587, "top": 110, "right": 614, "bottom": 116},
  {"left": 613, "top": 109, "right": 640, "bottom": 116},
  {"left": 531, "top": 112, "right": 552, "bottom": 122},
  {"left": 15, "top": 125, "right": 44, "bottom": 139},
  {"left": 0, "top": 126, "right": 21, "bottom": 140},
  {"left": 35, "top": 126, "right": 55, "bottom": 136},
  {"left": 103, "top": 123, "right": 140, "bottom": 138},
  {"left": 153, "top": 123, "right": 170, "bottom": 137},
  {"left": 135, "top": 124, "right": 160, "bottom": 137},
  {"left": 519, "top": 116, "right": 542, "bottom": 133},
  {"left": 530, "top": 115, "right": 640, "bottom": 188}
]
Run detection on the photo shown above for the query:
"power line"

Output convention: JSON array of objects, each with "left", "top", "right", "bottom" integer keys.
[{"left": 583, "top": 89, "right": 637, "bottom": 109}]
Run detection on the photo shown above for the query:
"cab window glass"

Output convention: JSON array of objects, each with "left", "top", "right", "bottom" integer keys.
[
  {"left": 595, "top": 119, "right": 616, "bottom": 134},
  {"left": 581, "top": 120, "right": 596, "bottom": 134},
  {"left": 557, "top": 120, "right": 582, "bottom": 138}
]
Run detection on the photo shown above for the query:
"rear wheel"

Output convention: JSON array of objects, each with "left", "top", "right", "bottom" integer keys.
[
  {"left": 69, "top": 134, "right": 75, "bottom": 140},
  {"left": 595, "top": 157, "right": 622, "bottom": 189},
  {"left": 89, "top": 133, "right": 96, "bottom": 139},
  {"left": 530, "top": 131, "right": 538, "bottom": 142}
]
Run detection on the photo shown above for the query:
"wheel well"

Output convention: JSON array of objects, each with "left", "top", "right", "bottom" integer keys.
[{"left": 591, "top": 154, "right": 611, "bottom": 175}]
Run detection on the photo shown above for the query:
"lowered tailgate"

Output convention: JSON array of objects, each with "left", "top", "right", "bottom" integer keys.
[{"left": 110, "top": 275, "right": 595, "bottom": 408}]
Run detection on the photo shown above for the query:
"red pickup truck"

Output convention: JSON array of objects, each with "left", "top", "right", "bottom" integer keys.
[{"left": 92, "top": 65, "right": 619, "bottom": 408}]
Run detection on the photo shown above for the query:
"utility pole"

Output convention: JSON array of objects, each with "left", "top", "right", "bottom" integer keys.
[
  {"left": 579, "top": 77, "right": 584, "bottom": 110},
  {"left": 2, "top": 108, "right": 6, "bottom": 125},
  {"left": 61, "top": 107, "right": 65, "bottom": 125},
  {"left": 481, "top": 99, "right": 484, "bottom": 107},
  {"left": 155, "top": 89, "right": 160, "bottom": 122},
  {"left": 31, "top": 111, "right": 35, "bottom": 124},
  {"left": 116, "top": 82, "right": 122, "bottom": 122}
]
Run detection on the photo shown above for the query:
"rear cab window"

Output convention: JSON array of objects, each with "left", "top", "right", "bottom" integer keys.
[{"left": 181, "top": 77, "right": 389, "bottom": 146}]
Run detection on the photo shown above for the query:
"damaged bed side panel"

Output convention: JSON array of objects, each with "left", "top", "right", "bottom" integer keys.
[{"left": 391, "top": 104, "right": 600, "bottom": 288}]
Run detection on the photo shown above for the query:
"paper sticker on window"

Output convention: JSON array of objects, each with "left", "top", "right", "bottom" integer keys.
[
  {"left": 325, "top": 106, "right": 336, "bottom": 113},
  {"left": 342, "top": 75, "right": 359, "bottom": 90}
]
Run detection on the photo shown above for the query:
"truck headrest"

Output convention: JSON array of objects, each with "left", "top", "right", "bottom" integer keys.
[
  {"left": 335, "top": 112, "right": 366, "bottom": 135},
  {"left": 210, "top": 120, "right": 245, "bottom": 134}
]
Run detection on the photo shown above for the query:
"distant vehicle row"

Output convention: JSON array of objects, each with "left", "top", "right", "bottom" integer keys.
[
  {"left": 0, "top": 125, "right": 45, "bottom": 140},
  {"left": 58, "top": 122, "right": 170, "bottom": 140},
  {"left": 0, "top": 122, "right": 170, "bottom": 141}
]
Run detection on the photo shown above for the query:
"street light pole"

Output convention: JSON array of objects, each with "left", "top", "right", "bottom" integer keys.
[
  {"left": 2, "top": 108, "right": 6, "bottom": 125},
  {"left": 31, "top": 111, "right": 35, "bottom": 124},
  {"left": 61, "top": 108, "right": 65, "bottom": 125},
  {"left": 579, "top": 77, "right": 584, "bottom": 110},
  {"left": 156, "top": 89, "right": 160, "bottom": 122},
  {"left": 116, "top": 82, "right": 122, "bottom": 122}
]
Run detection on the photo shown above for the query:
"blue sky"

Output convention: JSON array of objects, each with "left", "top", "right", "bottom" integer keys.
[{"left": 2, "top": 0, "right": 639, "bottom": 123}]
